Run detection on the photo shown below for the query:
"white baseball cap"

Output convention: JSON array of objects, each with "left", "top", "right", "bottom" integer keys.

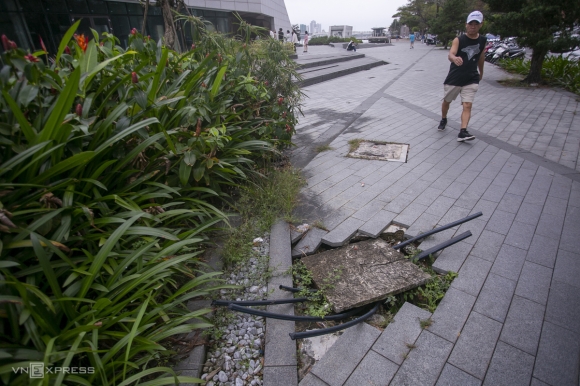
[{"left": 467, "top": 11, "right": 483, "bottom": 24}]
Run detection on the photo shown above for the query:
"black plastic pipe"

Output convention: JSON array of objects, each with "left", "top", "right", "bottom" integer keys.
[
  {"left": 279, "top": 285, "right": 317, "bottom": 293},
  {"left": 228, "top": 303, "right": 365, "bottom": 322},
  {"left": 393, "top": 212, "right": 482, "bottom": 250},
  {"left": 289, "top": 302, "right": 380, "bottom": 340},
  {"left": 212, "top": 298, "right": 308, "bottom": 307},
  {"left": 413, "top": 231, "right": 472, "bottom": 262}
]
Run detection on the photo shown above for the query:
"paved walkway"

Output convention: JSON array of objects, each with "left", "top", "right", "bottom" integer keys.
[{"left": 291, "top": 42, "right": 580, "bottom": 386}]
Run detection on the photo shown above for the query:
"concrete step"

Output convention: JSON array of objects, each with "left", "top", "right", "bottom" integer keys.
[
  {"left": 294, "top": 52, "right": 367, "bottom": 69},
  {"left": 296, "top": 56, "right": 386, "bottom": 87}
]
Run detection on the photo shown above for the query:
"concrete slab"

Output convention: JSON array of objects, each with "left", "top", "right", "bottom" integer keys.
[
  {"left": 301, "top": 239, "right": 431, "bottom": 312},
  {"left": 321, "top": 217, "right": 365, "bottom": 247},
  {"left": 483, "top": 342, "right": 534, "bottom": 386},
  {"left": 344, "top": 350, "right": 399, "bottom": 386},
  {"left": 436, "top": 364, "right": 482, "bottom": 386},
  {"left": 533, "top": 321, "right": 580, "bottom": 386},
  {"left": 292, "top": 227, "right": 329, "bottom": 257},
  {"left": 429, "top": 287, "right": 477, "bottom": 343}
]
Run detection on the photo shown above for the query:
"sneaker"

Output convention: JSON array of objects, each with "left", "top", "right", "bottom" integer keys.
[
  {"left": 457, "top": 129, "right": 475, "bottom": 142},
  {"left": 437, "top": 118, "right": 447, "bottom": 131}
]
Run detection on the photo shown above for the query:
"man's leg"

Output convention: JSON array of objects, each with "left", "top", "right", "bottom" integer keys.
[
  {"left": 438, "top": 100, "right": 450, "bottom": 131},
  {"left": 461, "top": 102, "right": 472, "bottom": 129}
]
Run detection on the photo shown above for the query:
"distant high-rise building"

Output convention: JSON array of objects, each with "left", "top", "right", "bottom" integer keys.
[
  {"left": 316, "top": 23, "right": 322, "bottom": 34},
  {"left": 300, "top": 24, "right": 307, "bottom": 33},
  {"left": 310, "top": 20, "right": 317, "bottom": 35}
]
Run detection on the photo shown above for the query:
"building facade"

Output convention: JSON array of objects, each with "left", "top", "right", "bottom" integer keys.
[
  {"left": 329, "top": 25, "right": 352, "bottom": 38},
  {"left": 0, "top": 0, "right": 292, "bottom": 54}
]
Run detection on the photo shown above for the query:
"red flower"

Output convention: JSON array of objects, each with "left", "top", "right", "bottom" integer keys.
[
  {"left": 131, "top": 72, "right": 138, "bottom": 83},
  {"left": 277, "top": 97, "right": 284, "bottom": 105},
  {"left": 75, "top": 34, "right": 88, "bottom": 52},
  {"left": 24, "top": 54, "right": 39, "bottom": 63},
  {"left": 75, "top": 104, "right": 82, "bottom": 116},
  {"left": 131, "top": 28, "right": 137, "bottom": 35},
  {"left": 39, "top": 36, "right": 48, "bottom": 53},
  {"left": 64, "top": 46, "right": 71, "bottom": 55},
  {"left": 201, "top": 82, "right": 207, "bottom": 88},
  {"left": 191, "top": 43, "right": 196, "bottom": 50},
  {"left": 1, "top": 35, "right": 9, "bottom": 51}
]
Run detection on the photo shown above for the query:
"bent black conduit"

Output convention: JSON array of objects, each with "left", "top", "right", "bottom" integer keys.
[
  {"left": 212, "top": 298, "right": 308, "bottom": 307},
  {"left": 393, "top": 212, "right": 482, "bottom": 250},
  {"left": 289, "top": 302, "right": 380, "bottom": 340},
  {"left": 279, "top": 285, "right": 317, "bottom": 293},
  {"left": 413, "top": 231, "right": 472, "bottom": 262},
  {"left": 228, "top": 303, "right": 365, "bottom": 322}
]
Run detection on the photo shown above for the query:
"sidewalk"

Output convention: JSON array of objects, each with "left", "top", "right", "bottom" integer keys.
[{"left": 291, "top": 42, "right": 580, "bottom": 386}]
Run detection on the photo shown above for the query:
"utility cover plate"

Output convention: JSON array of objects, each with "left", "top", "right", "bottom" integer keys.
[
  {"left": 301, "top": 239, "right": 431, "bottom": 312},
  {"left": 348, "top": 141, "right": 409, "bottom": 163}
]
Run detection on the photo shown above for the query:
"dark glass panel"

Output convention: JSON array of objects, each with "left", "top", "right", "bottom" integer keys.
[
  {"left": 66, "top": 0, "right": 89, "bottom": 13},
  {"left": 18, "top": 0, "right": 44, "bottom": 11},
  {"left": 110, "top": 15, "right": 129, "bottom": 46},
  {"left": 92, "top": 17, "right": 111, "bottom": 35},
  {"left": 43, "top": 0, "right": 68, "bottom": 13},
  {"left": 0, "top": 12, "right": 31, "bottom": 52},
  {"left": 107, "top": 1, "right": 126, "bottom": 14},
  {"left": 86, "top": 0, "right": 107, "bottom": 14},
  {"left": 1, "top": 0, "right": 19, "bottom": 12},
  {"left": 45, "top": 13, "right": 71, "bottom": 48},
  {"left": 126, "top": 3, "right": 143, "bottom": 15},
  {"left": 128, "top": 16, "right": 143, "bottom": 33},
  {"left": 147, "top": 5, "right": 161, "bottom": 16},
  {"left": 146, "top": 15, "right": 163, "bottom": 43},
  {"left": 22, "top": 12, "right": 53, "bottom": 51},
  {"left": 70, "top": 16, "right": 92, "bottom": 37}
]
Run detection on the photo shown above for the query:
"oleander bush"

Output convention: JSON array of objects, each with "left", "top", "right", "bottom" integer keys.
[
  {"left": 498, "top": 56, "right": 580, "bottom": 94},
  {"left": 0, "top": 15, "right": 301, "bottom": 385}
]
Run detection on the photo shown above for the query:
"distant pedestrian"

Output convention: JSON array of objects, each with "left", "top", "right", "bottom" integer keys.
[
  {"left": 291, "top": 29, "right": 298, "bottom": 52},
  {"left": 278, "top": 28, "right": 284, "bottom": 42},
  {"left": 270, "top": 30, "right": 275, "bottom": 39},
  {"left": 346, "top": 40, "right": 356, "bottom": 52},
  {"left": 437, "top": 10, "right": 487, "bottom": 142},
  {"left": 410, "top": 33, "right": 415, "bottom": 48},
  {"left": 286, "top": 30, "right": 291, "bottom": 42},
  {"left": 303, "top": 31, "right": 309, "bottom": 53}
]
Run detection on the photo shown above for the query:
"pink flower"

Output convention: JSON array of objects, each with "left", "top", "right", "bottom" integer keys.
[
  {"left": 24, "top": 54, "right": 39, "bottom": 62},
  {"left": 75, "top": 104, "right": 82, "bottom": 116},
  {"left": 131, "top": 72, "right": 138, "bottom": 83}
]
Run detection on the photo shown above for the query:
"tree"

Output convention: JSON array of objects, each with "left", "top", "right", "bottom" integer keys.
[
  {"left": 292, "top": 24, "right": 301, "bottom": 41},
  {"left": 430, "top": 0, "right": 469, "bottom": 48},
  {"left": 485, "top": 0, "right": 580, "bottom": 83},
  {"left": 389, "top": 18, "right": 402, "bottom": 35},
  {"left": 393, "top": 0, "right": 438, "bottom": 35}
]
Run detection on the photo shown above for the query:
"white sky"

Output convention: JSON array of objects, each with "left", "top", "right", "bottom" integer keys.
[{"left": 284, "top": 0, "right": 410, "bottom": 32}]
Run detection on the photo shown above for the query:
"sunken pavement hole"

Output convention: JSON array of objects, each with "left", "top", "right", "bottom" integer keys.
[{"left": 348, "top": 140, "right": 409, "bottom": 163}]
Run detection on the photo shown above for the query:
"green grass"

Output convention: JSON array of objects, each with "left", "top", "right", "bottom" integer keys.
[
  {"left": 316, "top": 144, "right": 334, "bottom": 153},
  {"left": 222, "top": 164, "right": 306, "bottom": 265},
  {"left": 348, "top": 138, "right": 364, "bottom": 152}
]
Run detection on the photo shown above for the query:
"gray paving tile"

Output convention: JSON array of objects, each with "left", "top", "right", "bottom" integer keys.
[
  {"left": 485, "top": 210, "right": 515, "bottom": 235},
  {"left": 455, "top": 218, "right": 487, "bottom": 245},
  {"left": 515, "top": 261, "right": 553, "bottom": 306},
  {"left": 490, "top": 244, "right": 528, "bottom": 282},
  {"left": 321, "top": 217, "right": 365, "bottom": 247},
  {"left": 442, "top": 181, "right": 470, "bottom": 200},
  {"left": 553, "top": 249, "right": 580, "bottom": 289},
  {"left": 270, "top": 220, "right": 293, "bottom": 273},
  {"left": 394, "top": 203, "right": 429, "bottom": 228},
  {"left": 406, "top": 212, "right": 442, "bottom": 238},
  {"left": 499, "top": 295, "right": 545, "bottom": 355},
  {"left": 533, "top": 321, "right": 580, "bottom": 386},
  {"left": 322, "top": 206, "right": 355, "bottom": 230},
  {"left": 525, "top": 234, "right": 559, "bottom": 268},
  {"left": 530, "top": 377, "right": 550, "bottom": 386},
  {"left": 351, "top": 199, "right": 388, "bottom": 221},
  {"left": 451, "top": 255, "right": 493, "bottom": 297},
  {"left": 263, "top": 366, "right": 298, "bottom": 386},
  {"left": 358, "top": 209, "right": 398, "bottom": 238},
  {"left": 311, "top": 322, "right": 380, "bottom": 386},
  {"left": 264, "top": 303, "right": 297, "bottom": 367},
  {"left": 292, "top": 227, "right": 329, "bottom": 258},
  {"left": 470, "top": 199, "right": 498, "bottom": 222},
  {"left": 542, "top": 196, "right": 568, "bottom": 217},
  {"left": 299, "top": 373, "right": 328, "bottom": 386},
  {"left": 344, "top": 350, "right": 399, "bottom": 386},
  {"left": 373, "top": 302, "right": 432, "bottom": 365},
  {"left": 473, "top": 273, "right": 516, "bottom": 323},
  {"left": 503, "top": 221, "right": 536, "bottom": 250},
  {"left": 534, "top": 213, "right": 564, "bottom": 239},
  {"left": 417, "top": 227, "right": 457, "bottom": 252},
  {"left": 470, "top": 230, "right": 505, "bottom": 262},
  {"left": 390, "top": 331, "right": 453, "bottom": 386},
  {"left": 545, "top": 279, "right": 580, "bottom": 334},
  {"left": 448, "top": 311, "right": 502, "bottom": 380},
  {"left": 481, "top": 184, "right": 509, "bottom": 203},
  {"left": 496, "top": 193, "right": 525, "bottom": 214},
  {"left": 483, "top": 342, "right": 535, "bottom": 386},
  {"left": 425, "top": 196, "right": 457, "bottom": 217},
  {"left": 435, "top": 364, "right": 482, "bottom": 386},
  {"left": 385, "top": 193, "right": 416, "bottom": 214},
  {"left": 514, "top": 202, "right": 543, "bottom": 226},
  {"left": 429, "top": 287, "right": 477, "bottom": 343},
  {"left": 432, "top": 241, "right": 473, "bottom": 274}
]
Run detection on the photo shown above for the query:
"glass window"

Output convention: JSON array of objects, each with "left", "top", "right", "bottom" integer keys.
[
  {"left": 128, "top": 16, "right": 143, "bottom": 33},
  {"left": 0, "top": 12, "right": 31, "bottom": 52},
  {"left": 107, "top": 1, "right": 126, "bottom": 14},
  {"left": 66, "top": 0, "right": 89, "bottom": 13},
  {"left": 22, "top": 12, "right": 53, "bottom": 51},
  {"left": 45, "top": 13, "right": 71, "bottom": 46},
  {"left": 87, "top": 0, "right": 107, "bottom": 14},
  {"left": 19, "top": 0, "right": 44, "bottom": 11},
  {"left": 110, "top": 15, "right": 130, "bottom": 46},
  {"left": 146, "top": 15, "right": 163, "bottom": 43},
  {"left": 147, "top": 5, "right": 161, "bottom": 16},
  {"left": 1, "top": 0, "right": 19, "bottom": 12},
  {"left": 126, "top": 3, "right": 143, "bottom": 15},
  {"left": 215, "top": 17, "right": 229, "bottom": 34},
  {"left": 43, "top": 0, "right": 68, "bottom": 13}
]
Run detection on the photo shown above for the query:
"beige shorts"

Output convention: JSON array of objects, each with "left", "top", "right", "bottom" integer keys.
[{"left": 443, "top": 84, "right": 479, "bottom": 103}]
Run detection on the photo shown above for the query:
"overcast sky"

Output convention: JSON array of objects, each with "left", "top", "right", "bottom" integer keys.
[{"left": 284, "top": 0, "right": 410, "bottom": 32}]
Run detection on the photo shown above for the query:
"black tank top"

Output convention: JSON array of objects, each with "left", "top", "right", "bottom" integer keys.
[{"left": 444, "top": 34, "right": 487, "bottom": 86}]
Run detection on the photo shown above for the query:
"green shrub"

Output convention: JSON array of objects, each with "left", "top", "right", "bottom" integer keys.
[
  {"left": 498, "top": 56, "right": 580, "bottom": 94},
  {"left": 308, "top": 36, "right": 362, "bottom": 46},
  {"left": 0, "top": 15, "right": 301, "bottom": 385}
]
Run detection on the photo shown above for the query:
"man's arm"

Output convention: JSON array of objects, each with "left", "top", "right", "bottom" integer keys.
[
  {"left": 448, "top": 38, "right": 462, "bottom": 66},
  {"left": 478, "top": 45, "right": 487, "bottom": 80}
]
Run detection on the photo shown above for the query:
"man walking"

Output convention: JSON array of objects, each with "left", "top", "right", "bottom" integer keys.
[
  {"left": 410, "top": 33, "right": 415, "bottom": 49},
  {"left": 437, "top": 10, "right": 487, "bottom": 142}
]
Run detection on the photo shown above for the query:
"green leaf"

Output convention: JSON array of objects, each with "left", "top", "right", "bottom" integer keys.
[
  {"left": 0, "top": 141, "right": 50, "bottom": 177},
  {"left": 83, "top": 51, "right": 136, "bottom": 92},
  {"left": 193, "top": 165, "right": 205, "bottom": 182},
  {"left": 95, "top": 118, "right": 158, "bottom": 153},
  {"left": 179, "top": 159, "right": 192, "bottom": 186},
  {"left": 210, "top": 65, "right": 228, "bottom": 100},
  {"left": 55, "top": 19, "right": 81, "bottom": 65},
  {"left": 81, "top": 39, "right": 99, "bottom": 74},
  {"left": 148, "top": 47, "right": 168, "bottom": 103},
  {"left": 37, "top": 151, "right": 95, "bottom": 182},
  {"left": 37, "top": 66, "right": 80, "bottom": 144},
  {"left": 1, "top": 90, "right": 36, "bottom": 143},
  {"left": 123, "top": 293, "right": 151, "bottom": 380}
]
